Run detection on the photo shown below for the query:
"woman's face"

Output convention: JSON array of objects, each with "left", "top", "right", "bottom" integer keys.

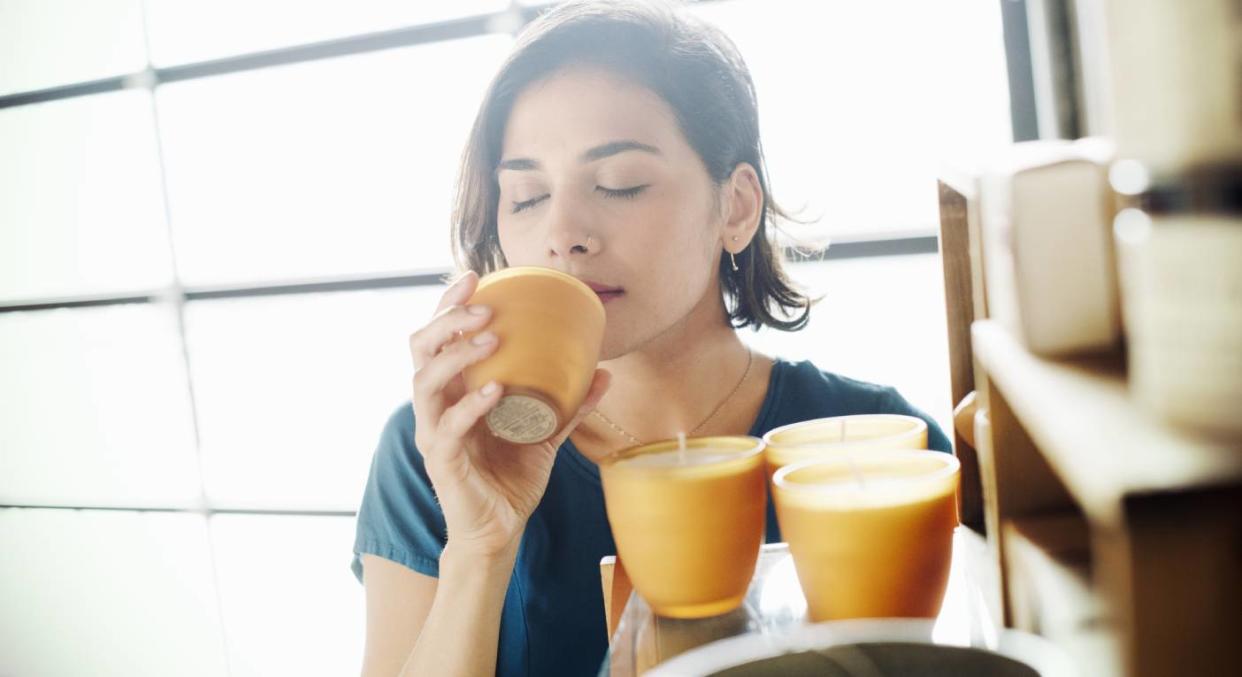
[{"left": 496, "top": 66, "right": 727, "bottom": 360}]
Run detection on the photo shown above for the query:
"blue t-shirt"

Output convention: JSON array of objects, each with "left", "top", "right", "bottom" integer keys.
[{"left": 352, "top": 358, "right": 952, "bottom": 676}]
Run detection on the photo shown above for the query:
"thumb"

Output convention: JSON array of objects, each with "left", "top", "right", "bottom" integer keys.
[{"left": 546, "top": 368, "right": 612, "bottom": 452}]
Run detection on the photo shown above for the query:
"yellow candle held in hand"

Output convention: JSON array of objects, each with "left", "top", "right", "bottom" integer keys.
[
  {"left": 600, "top": 436, "right": 766, "bottom": 619},
  {"left": 763, "top": 414, "right": 928, "bottom": 478},
  {"left": 772, "top": 450, "right": 959, "bottom": 622},
  {"left": 462, "top": 267, "right": 605, "bottom": 445}
]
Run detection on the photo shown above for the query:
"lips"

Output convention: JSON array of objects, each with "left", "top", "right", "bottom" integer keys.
[{"left": 582, "top": 279, "right": 625, "bottom": 304}]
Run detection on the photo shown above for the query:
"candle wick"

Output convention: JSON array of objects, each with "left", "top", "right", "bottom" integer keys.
[
  {"left": 840, "top": 422, "right": 865, "bottom": 488},
  {"left": 677, "top": 431, "right": 687, "bottom": 464},
  {"left": 848, "top": 453, "right": 867, "bottom": 490}
]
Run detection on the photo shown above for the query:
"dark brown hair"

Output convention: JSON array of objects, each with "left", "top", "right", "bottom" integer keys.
[{"left": 451, "top": 0, "right": 811, "bottom": 331}]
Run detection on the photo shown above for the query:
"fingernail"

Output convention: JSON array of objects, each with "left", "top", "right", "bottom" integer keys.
[
  {"left": 481, "top": 381, "right": 499, "bottom": 396},
  {"left": 467, "top": 305, "right": 490, "bottom": 316},
  {"left": 470, "top": 331, "right": 497, "bottom": 346}
]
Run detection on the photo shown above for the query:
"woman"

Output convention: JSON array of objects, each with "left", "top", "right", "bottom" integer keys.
[{"left": 352, "top": 1, "right": 952, "bottom": 674}]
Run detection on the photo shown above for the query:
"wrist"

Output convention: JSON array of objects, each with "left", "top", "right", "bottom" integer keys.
[{"left": 441, "top": 538, "right": 520, "bottom": 575}]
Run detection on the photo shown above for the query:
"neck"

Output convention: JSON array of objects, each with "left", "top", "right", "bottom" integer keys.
[{"left": 588, "top": 291, "right": 753, "bottom": 444}]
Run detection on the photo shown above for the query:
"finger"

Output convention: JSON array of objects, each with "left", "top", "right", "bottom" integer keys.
[
  {"left": 547, "top": 368, "right": 612, "bottom": 455},
  {"left": 409, "top": 304, "right": 493, "bottom": 371},
  {"left": 434, "top": 381, "right": 505, "bottom": 459},
  {"left": 413, "top": 331, "right": 500, "bottom": 421},
  {"left": 435, "top": 270, "right": 479, "bottom": 315},
  {"left": 412, "top": 270, "right": 480, "bottom": 367}
]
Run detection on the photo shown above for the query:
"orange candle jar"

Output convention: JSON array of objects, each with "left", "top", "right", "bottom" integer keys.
[
  {"left": 763, "top": 414, "right": 928, "bottom": 478},
  {"left": 462, "top": 267, "right": 605, "bottom": 444},
  {"left": 600, "top": 437, "right": 767, "bottom": 619},
  {"left": 773, "top": 450, "right": 959, "bottom": 622}
]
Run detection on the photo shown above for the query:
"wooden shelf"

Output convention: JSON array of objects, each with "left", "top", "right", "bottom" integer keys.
[
  {"left": 1004, "top": 513, "right": 1120, "bottom": 677},
  {"left": 937, "top": 165, "right": 980, "bottom": 201},
  {"left": 971, "top": 320, "right": 1242, "bottom": 526}
]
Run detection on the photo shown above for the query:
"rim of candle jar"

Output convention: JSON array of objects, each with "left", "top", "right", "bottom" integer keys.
[
  {"left": 475, "top": 265, "right": 605, "bottom": 315},
  {"left": 599, "top": 435, "right": 765, "bottom": 478},
  {"left": 762, "top": 414, "right": 927, "bottom": 450},
  {"left": 772, "top": 450, "right": 960, "bottom": 506}
]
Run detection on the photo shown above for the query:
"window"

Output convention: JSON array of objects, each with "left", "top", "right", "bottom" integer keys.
[
  {"left": 0, "top": 304, "right": 199, "bottom": 508},
  {"left": 210, "top": 513, "right": 363, "bottom": 676},
  {"left": 157, "top": 36, "right": 510, "bottom": 285},
  {"left": 185, "top": 287, "right": 441, "bottom": 509},
  {"left": 691, "top": 0, "right": 1011, "bottom": 242},
  {"left": 0, "top": 510, "right": 227, "bottom": 676},
  {"left": 0, "top": 0, "right": 147, "bottom": 96},
  {"left": 0, "top": 91, "right": 172, "bottom": 302},
  {"left": 144, "top": 0, "right": 509, "bottom": 66}
]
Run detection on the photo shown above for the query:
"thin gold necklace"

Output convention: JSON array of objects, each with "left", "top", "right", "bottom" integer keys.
[{"left": 590, "top": 347, "right": 755, "bottom": 446}]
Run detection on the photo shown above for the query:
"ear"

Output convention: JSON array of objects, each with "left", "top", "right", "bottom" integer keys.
[{"left": 720, "top": 163, "right": 763, "bottom": 255}]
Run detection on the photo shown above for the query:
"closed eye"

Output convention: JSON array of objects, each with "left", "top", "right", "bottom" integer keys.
[
  {"left": 511, "top": 194, "right": 550, "bottom": 214},
  {"left": 596, "top": 184, "right": 649, "bottom": 200}
]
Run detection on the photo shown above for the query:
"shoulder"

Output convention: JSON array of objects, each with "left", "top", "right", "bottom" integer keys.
[
  {"left": 377, "top": 401, "right": 417, "bottom": 453},
  {"left": 773, "top": 358, "right": 900, "bottom": 413},
  {"left": 354, "top": 402, "right": 446, "bottom": 580},
  {"left": 365, "top": 402, "right": 423, "bottom": 478},
  {"left": 367, "top": 401, "right": 436, "bottom": 493}
]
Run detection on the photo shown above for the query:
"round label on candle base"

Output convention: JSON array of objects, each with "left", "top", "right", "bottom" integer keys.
[{"left": 486, "top": 391, "right": 560, "bottom": 444}]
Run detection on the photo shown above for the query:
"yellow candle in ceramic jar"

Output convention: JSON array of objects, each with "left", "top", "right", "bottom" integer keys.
[
  {"left": 772, "top": 450, "right": 959, "bottom": 622},
  {"left": 763, "top": 414, "right": 928, "bottom": 478},
  {"left": 600, "top": 436, "right": 766, "bottom": 619},
  {"left": 462, "top": 266, "right": 605, "bottom": 444}
]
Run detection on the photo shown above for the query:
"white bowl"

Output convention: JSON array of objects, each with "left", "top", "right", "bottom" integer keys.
[{"left": 645, "top": 618, "right": 1076, "bottom": 677}]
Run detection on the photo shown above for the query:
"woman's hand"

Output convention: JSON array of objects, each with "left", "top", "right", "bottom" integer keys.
[{"left": 408, "top": 271, "right": 611, "bottom": 559}]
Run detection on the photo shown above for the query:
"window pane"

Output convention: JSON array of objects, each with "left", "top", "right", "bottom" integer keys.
[
  {"left": 0, "top": 510, "right": 227, "bottom": 677},
  {"left": 746, "top": 255, "right": 953, "bottom": 433},
  {"left": 185, "top": 286, "right": 443, "bottom": 509},
  {"left": 211, "top": 514, "right": 363, "bottom": 677},
  {"left": 145, "top": 0, "right": 509, "bottom": 66},
  {"left": 0, "top": 91, "right": 174, "bottom": 302},
  {"left": 0, "top": 0, "right": 147, "bottom": 96},
  {"left": 0, "top": 304, "right": 201, "bottom": 507},
  {"left": 157, "top": 36, "right": 510, "bottom": 286},
  {"left": 690, "top": 0, "right": 1011, "bottom": 241}
]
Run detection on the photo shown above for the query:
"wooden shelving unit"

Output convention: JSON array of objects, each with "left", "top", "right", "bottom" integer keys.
[
  {"left": 971, "top": 320, "right": 1242, "bottom": 677},
  {"left": 939, "top": 166, "right": 1242, "bottom": 676}
]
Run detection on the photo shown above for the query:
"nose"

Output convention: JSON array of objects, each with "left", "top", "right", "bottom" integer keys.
[{"left": 543, "top": 197, "right": 599, "bottom": 260}]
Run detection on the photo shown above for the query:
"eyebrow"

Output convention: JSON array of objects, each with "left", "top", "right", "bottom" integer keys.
[{"left": 496, "top": 139, "right": 662, "bottom": 174}]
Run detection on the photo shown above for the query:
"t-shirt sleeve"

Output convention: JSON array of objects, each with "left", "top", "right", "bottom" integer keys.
[
  {"left": 351, "top": 403, "right": 447, "bottom": 583},
  {"left": 877, "top": 387, "right": 954, "bottom": 454}
]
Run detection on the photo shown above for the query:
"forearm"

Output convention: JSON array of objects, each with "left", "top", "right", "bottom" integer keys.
[{"left": 398, "top": 542, "right": 518, "bottom": 677}]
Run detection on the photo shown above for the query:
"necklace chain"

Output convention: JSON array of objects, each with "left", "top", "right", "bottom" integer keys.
[{"left": 590, "top": 347, "right": 755, "bottom": 446}]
